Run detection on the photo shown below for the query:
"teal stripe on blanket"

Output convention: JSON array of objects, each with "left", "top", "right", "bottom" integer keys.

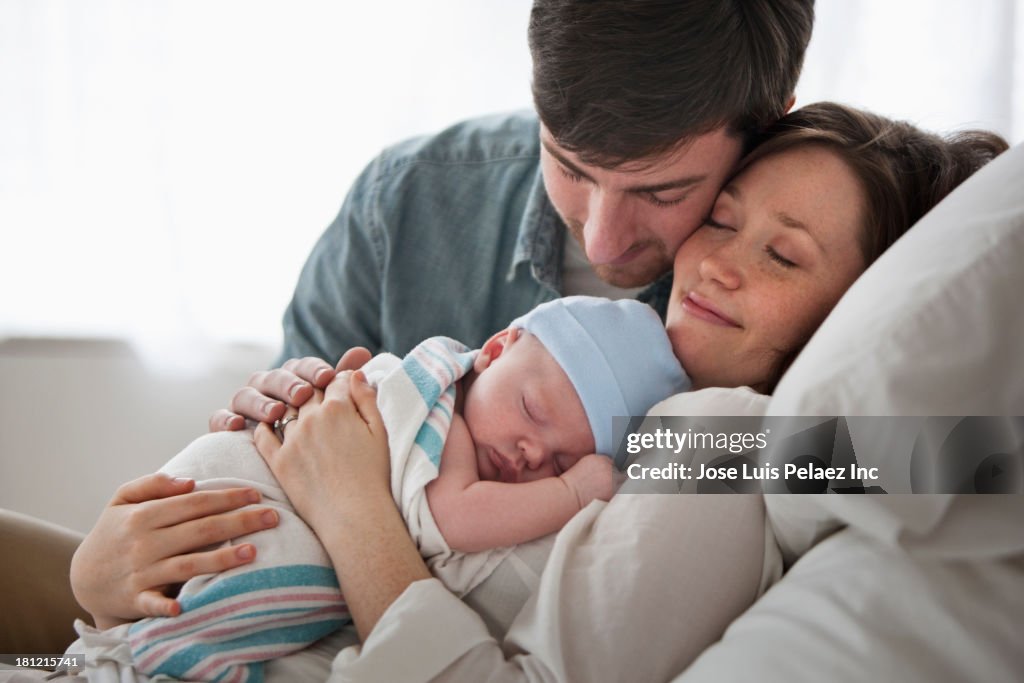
[
  {"left": 150, "top": 617, "right": 344, "bottom": 683},
  {"left": 127, "top": 565, "right": 339, "bottom": 646},
  {"left": 401, "top": 337, "right": 475, "bottom": 408},
  {"left": 413, "top": 421, "right": 446, "bottom": 468},
  {"left": 402, "top": 352, "right": 443, "bottom": 407},
  {"left": 177, "top": 564, "right": 340, "bottom": 612},
  {"left": 128, "top": 565, "right": 343, "bottom": 662}
]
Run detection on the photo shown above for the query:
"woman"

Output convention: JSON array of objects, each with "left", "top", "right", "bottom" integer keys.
[{"left": 69, "top": 103, "right": 1007, "bottom": 681}]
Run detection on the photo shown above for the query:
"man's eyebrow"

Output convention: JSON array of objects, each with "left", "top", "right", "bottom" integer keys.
[
  {"left": 542, "top": 139, "right": 595, "bottom": 182},
  {"left": 541, "top": 139, "right": 708, "bottom": 194},
  {"left": 633, "top": 175, "right": 708, "bottom": 194}
]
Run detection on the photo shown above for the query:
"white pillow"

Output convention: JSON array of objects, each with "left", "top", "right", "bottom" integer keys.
[
  {"left": 770, "top": 142, "right": 1024, "bottom": 416},
  {"left": 764, "top": 142, "right": 1024, "bottom": 562}
]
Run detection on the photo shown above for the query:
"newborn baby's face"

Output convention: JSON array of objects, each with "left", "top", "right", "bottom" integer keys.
[{"left": 463, "top": 331, "right": 595, "bottom": 483}]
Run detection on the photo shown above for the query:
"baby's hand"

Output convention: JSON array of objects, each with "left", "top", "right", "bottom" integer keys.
[{"left": 560, "top": 454, "right": 615, "bottom": 509}]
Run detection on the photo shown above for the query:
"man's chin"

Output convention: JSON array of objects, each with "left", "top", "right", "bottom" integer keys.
[{"left": 594, "top": 260, "right": 671, "bottom": 289}]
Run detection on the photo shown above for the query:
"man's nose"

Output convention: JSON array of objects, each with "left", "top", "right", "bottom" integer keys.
[{"left": 583, "top": 191, "right": 635, "bottom": 265}]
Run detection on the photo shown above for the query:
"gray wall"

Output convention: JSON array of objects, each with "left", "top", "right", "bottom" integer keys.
[{"left": 0, "top": 338, "right": 275, "bottom": 534}]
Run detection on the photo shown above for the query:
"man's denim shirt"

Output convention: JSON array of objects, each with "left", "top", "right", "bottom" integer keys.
[{"left": 277, "top": 111, "right": 671, "bottom": 365}]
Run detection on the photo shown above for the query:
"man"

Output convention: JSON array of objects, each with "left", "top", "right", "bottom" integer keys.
[{"left": 212, "top": 0, "right": 815, "bottom": 431}]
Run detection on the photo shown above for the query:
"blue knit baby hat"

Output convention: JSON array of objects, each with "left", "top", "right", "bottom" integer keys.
[{"left": 510, "top": 296, "right": 690, "bottom": 464}]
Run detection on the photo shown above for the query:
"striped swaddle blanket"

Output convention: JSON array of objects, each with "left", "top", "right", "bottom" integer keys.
[{"left": 126, "top": 337, "right": 496, "bottom": 683}]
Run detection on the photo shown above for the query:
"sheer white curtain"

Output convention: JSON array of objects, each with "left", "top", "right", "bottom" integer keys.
[
  {"left": 1, "top": 0, "right": 1021, "bottom": 371},
  {"left": 800, "top": 0, "right": 1021, "bottom": 138}
]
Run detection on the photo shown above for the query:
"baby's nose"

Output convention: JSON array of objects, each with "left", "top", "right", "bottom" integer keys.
[{"left": 518, "top": 440, "right": 547, "bottom": 469}]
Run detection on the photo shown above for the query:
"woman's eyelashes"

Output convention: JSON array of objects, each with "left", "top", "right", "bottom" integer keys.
[
  {"left": 704, "top": 216, "right": 799, "bottom": 268},
  {"left": 704, "top": 216, "right": 734, "bottom": 230},
  {"left": 765, "top": 246, "right": 797, "bottom": 268}
]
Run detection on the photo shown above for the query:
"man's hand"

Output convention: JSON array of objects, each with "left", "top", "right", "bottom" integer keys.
[
  {"left": 560, "top": 454, "right": 615, "bottom": 509},
  {"left": 208, "top": 347, "right": 373, "bottom": 432}
]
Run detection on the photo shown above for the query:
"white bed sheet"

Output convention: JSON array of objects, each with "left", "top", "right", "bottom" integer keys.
[{"left": 677, "top": 527, "right": 1024, "bottom": 682}]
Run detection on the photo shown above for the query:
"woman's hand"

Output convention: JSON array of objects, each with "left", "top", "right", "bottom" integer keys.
[
  {"left": 255, "top": 370, "right": 432, "bottom": 641},
  {"left": 70, "top": 473, "right": 280, "bottom": 631},
  {"left": 253, "top": 370, "right": 389, "bottom": 532}
]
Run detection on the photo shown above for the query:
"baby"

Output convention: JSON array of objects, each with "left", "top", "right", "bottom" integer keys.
[{"left": 122, "top": 296, "right": 688, "bottom": 682}]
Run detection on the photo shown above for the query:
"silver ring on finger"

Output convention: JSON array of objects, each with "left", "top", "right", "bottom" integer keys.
[{"left": 273, "top": 415, "right": 298, "bottom": 441}]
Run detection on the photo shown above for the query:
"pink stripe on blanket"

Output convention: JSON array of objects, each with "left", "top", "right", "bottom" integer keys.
[
  {"left": 133, "top": 594, "right": 345, "bottom": 670},
  {"left": 189, "top": 605, "right": 349, "bottom": 680},
  {"left": 195, "top": 642, "right": 302, "bottom": 683},
  {"left": 413, "top": 339, "right": 465, "bottom": 386},
  {"left": 135, "top": 589, "right": 341, "bottom": 640}
]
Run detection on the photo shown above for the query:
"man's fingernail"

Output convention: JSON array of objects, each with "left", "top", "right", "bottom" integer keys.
[
  {"left": 288, "top": 383, "right": 305, "bottom": 399},
  {"left": 263, "top": 402, "right": 276, "bottom": 417},
  {"left": 314, "top": 369, "right": 329, "bottom": 383},
  {"left": 237, "top": 545, "right": 255, "bottom": 560}
]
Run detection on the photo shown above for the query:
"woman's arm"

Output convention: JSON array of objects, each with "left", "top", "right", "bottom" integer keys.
[
  {"left": 333, "top": 495, "right": 770, "bottom": 682},
  {"left": 70, "top": 473, "right": 279, "bottom": 630},
  {"left": 254, "top": 373, "right": 770, "bottom": 682},
  {"left": 253, "top": 371, "right": 431, "bottom": 641}
]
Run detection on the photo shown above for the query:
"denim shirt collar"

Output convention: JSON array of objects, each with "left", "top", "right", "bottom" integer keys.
[{"left": 508, "top": 167, "right": 564, "bottom": 291}]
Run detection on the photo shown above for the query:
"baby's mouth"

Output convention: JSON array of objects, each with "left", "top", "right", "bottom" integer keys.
[{"left": 489, "top": 448, "right": 519, "bottom": 483}]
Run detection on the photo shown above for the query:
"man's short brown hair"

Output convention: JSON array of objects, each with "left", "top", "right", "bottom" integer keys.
[{"left": 529, "top": 0, "right": 816, "bottom": 167}]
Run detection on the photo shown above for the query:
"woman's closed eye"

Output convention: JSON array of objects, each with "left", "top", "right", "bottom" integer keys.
[
  {"left": 765, "top": 245, "right": 797, "bottom": 268},
  {"left": 705, "top": 216, "right": 799, "bottom": 268},
  {"left": 704, "top": 216, "right": 735, "bottom": 231}
]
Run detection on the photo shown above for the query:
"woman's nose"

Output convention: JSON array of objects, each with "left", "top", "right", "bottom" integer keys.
[
  {"left": 698, "top": 243, "right": 742, "bottom": 290},
  {"left": 583, "top": 192, "right": 635, "bottom": 265}
]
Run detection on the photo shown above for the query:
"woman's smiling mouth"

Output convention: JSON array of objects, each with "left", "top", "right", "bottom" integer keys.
[{"left": 682, "top": 292, "right": 741, "bottom": 328}]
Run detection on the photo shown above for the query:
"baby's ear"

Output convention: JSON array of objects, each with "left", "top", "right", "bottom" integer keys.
[{"left": 474, "top": 328, "right": 520, "bottom": 373}]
